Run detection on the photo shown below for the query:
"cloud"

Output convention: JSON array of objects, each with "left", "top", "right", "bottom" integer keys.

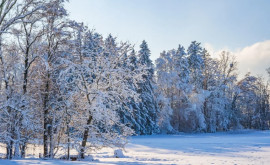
[
  {"left": 204, "top": 41, "right": 270, "bottom": 80},
  {"left": 204, "top": 43, "right": 230, "bottom": 59},
  {"left": 235, "top": 40, "right": 270, "bottom": 79},
  {"left": 204, "top": 43, "right": 215, "bottom": 57}
]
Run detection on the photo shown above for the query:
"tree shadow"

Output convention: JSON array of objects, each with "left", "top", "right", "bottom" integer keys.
[{"left": 129, "top": 130, "right": 270, "bottom": 155}]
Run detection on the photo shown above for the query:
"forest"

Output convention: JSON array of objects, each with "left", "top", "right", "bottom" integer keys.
[{"left": 0, "top": 0, "right": 269, "bottom": 160}]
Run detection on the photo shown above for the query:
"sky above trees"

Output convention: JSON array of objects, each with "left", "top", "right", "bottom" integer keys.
[{"left": 65, "top": 0, "right": 270, "bottom": 78}]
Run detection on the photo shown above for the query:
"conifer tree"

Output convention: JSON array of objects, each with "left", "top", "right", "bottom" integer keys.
[{"left": 136, "top": 40, "right": 159, "bottom": 135}]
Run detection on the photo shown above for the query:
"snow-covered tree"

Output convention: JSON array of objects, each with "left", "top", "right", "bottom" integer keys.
[
  {"left": 155, "top": 45, "right": 190, "bottom": 132},
  {"left": 237, "top": 73, "right": 270, "bottom": 129},
  {"left": 187, "top": 41, "right": 204, "bottom": 89},
  {"left": 156, "top": 45, "right": 246, "bottom": 133},
  {"left": 217, "top": 51, "right": 239, "bottom": 130},
  {"left": 135, "top": 40, "right": 159, "bottom": 135},
  {"left": 0, "top": 0, "right": 45, "bottom": 159},
  {"left": 36, "top": 0, "right": 71, "bottom": 158},
  {"left": 60, "top": 30, "right": 144, "bottom": 158}
]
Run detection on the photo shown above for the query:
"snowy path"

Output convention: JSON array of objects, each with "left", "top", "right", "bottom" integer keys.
[{"left": 1, "top": 130, "right": 270, "bottom": 165}]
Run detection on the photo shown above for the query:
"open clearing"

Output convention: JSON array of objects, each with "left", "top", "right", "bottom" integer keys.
[{"left": 1, "top": 130, "right": 270, "bottom": 165}]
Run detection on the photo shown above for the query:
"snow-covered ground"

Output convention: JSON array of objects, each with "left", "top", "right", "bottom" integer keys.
[{"left": 1, "top": 130, "right": 270, "bottom": 165}]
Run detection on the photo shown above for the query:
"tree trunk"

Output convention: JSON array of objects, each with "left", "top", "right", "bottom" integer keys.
[
  {"left": 21, "top": 142, "right": 26, "bottom": 158},
  {"left": 20, "top": 47, "right": 29, "bottom": 158},
  {"left": 43, "top": 76, "right": 50, "bottom": 158},
  {"left": 49, "top": 122, "right": 54, "bottom": 159},
  {"left": 6, "top": 141, "right": 13, "bottom": 159},
  {"left": 67, "top": 124, "right": 70, "bottom": 160},
  {"left": 14, "top": 141, "right": 20, "bottom": 158},
  {"left": 79, "top": 75, "right": 94, "bottom": 159},
  {"left": 80, "top": 114, "right": 92, "bottom": 159}
]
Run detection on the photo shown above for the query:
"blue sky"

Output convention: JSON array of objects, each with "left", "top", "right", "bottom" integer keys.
[{"left": 65, "top": 0, "right": 270, "bottom": 77}]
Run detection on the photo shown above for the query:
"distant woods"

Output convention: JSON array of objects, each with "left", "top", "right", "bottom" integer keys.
[{"left": 156, "top": 43, "right": 270, "bottom": 133}]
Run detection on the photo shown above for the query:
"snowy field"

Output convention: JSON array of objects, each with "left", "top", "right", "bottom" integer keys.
[{"left": 1, "top": 130, "right": 270, "bottom": 165}]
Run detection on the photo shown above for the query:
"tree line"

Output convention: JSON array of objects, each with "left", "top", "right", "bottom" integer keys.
[{"left": 0, "top": 0, "right": 269, "bottom": 160}]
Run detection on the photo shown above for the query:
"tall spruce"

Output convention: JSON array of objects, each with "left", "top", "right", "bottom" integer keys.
[{"left": 136, "top": 40, "right": 159, "bottom": 135}]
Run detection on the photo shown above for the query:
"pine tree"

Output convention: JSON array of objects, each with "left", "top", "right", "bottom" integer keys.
[
  {"left": 187, "top": 41, "right": 204, "bottom": 89},
  {"left": 136, "top": 40, "right": 159, "bottom": 135}
]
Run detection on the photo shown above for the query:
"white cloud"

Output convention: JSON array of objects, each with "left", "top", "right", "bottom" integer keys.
[
  {"left": 235, "top": 40, "right": 270, "bottom": 79},
  {"left": 204, "top": 41, "right": 270, "bottom": 80},
  {"left": 204, "top": 43, "right": 230, "bottom": 59},
  {"left": 204, "top": 43, "right": 215, "bottom": 56}
]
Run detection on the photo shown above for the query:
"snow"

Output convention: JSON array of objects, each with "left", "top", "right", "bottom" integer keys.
[
  {"left": 1, "top": 130, "right": 270, "bottom": 165},
  {"left": 113, "top": 149, "right": 125, "bottom": 158}
]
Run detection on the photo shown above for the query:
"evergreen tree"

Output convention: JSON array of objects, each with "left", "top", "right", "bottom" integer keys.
[
  {"left": 136, "top": 40, "right": 159, "bottom": 135},
  {"left": 187, "top": 41, "right": 204, "bottom": 89}
]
